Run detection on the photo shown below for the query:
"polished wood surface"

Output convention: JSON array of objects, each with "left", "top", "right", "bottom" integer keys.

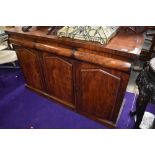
[
  {"left": 43, "top": 53, "right": 75, "bottom": 107},
  {"left": 5, "top": 27, "right": 144, "bottom": 128},
  {"left": 6, "top": 26, "right": 144, "bottom": 59},
  {"left": 76, "top": 62, "right": 129, "bottom": 125},
  {"left": 76, "top": 63, "right": 121, "bottom": 120},
  {"left": 74, "top": 50, "right": 131, "bottom": 72},
  {"left": 15, "top": 47, "right": 44, "bottom": 91}
]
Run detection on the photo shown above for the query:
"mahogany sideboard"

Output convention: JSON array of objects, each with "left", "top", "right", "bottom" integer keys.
[{"left": 5, "top": 27, "right": 144, "bottom": 128}]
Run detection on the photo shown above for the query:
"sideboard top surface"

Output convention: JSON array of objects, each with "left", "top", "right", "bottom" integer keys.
[{"left": 5, "top": 26, "right": 144, "bottom": 59}]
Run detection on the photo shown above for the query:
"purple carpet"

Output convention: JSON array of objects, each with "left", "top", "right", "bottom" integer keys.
[{"left": 0, "top": 68, "right": 155, "bottom": 129}]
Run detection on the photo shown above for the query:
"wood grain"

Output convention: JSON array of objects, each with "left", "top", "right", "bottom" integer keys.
[
  {"left": 6, "top": 26, "right": 144, "bottom": 59},
  {"left": 15, "top": 47, "right": 44, "bottom": 91},
  {"left": 6, "top": 27, "right": 144, "bottom": 128},
  {"left": 74, "top": 50, "right": 131, "bottom": 72},
  {"left": 43, "top": 54, "right": 75, "bottom": 107}
]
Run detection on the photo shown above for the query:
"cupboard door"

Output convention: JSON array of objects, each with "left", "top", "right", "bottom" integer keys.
[
  {"left": 76, "top": 63, "right": 122, "bottom": 123},
  {"left": 16, "top": 47, "right": 44, "bottom": 91},
  {"left": 43, "top": 54, "right": 75, "bottom": 108}
]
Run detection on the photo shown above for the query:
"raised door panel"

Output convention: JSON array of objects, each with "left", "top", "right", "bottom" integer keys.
[
  {"left": 76, "top": 63, "right": 121, "bottom": 122},
  {"left": 16, "top": 47, "right": 44, "bottom": 91},
  {"left": 43, "top": 55, "right": 75, "bottom": 107}
]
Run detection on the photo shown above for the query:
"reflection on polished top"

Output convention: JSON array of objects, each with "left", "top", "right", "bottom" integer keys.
[{"left": 5, "top": 26, "right": 144, "bottom": 59}]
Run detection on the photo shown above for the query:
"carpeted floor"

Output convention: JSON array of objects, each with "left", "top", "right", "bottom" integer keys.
[{"left": 0, "top": 68, "right": 155, "bottom": 129}]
